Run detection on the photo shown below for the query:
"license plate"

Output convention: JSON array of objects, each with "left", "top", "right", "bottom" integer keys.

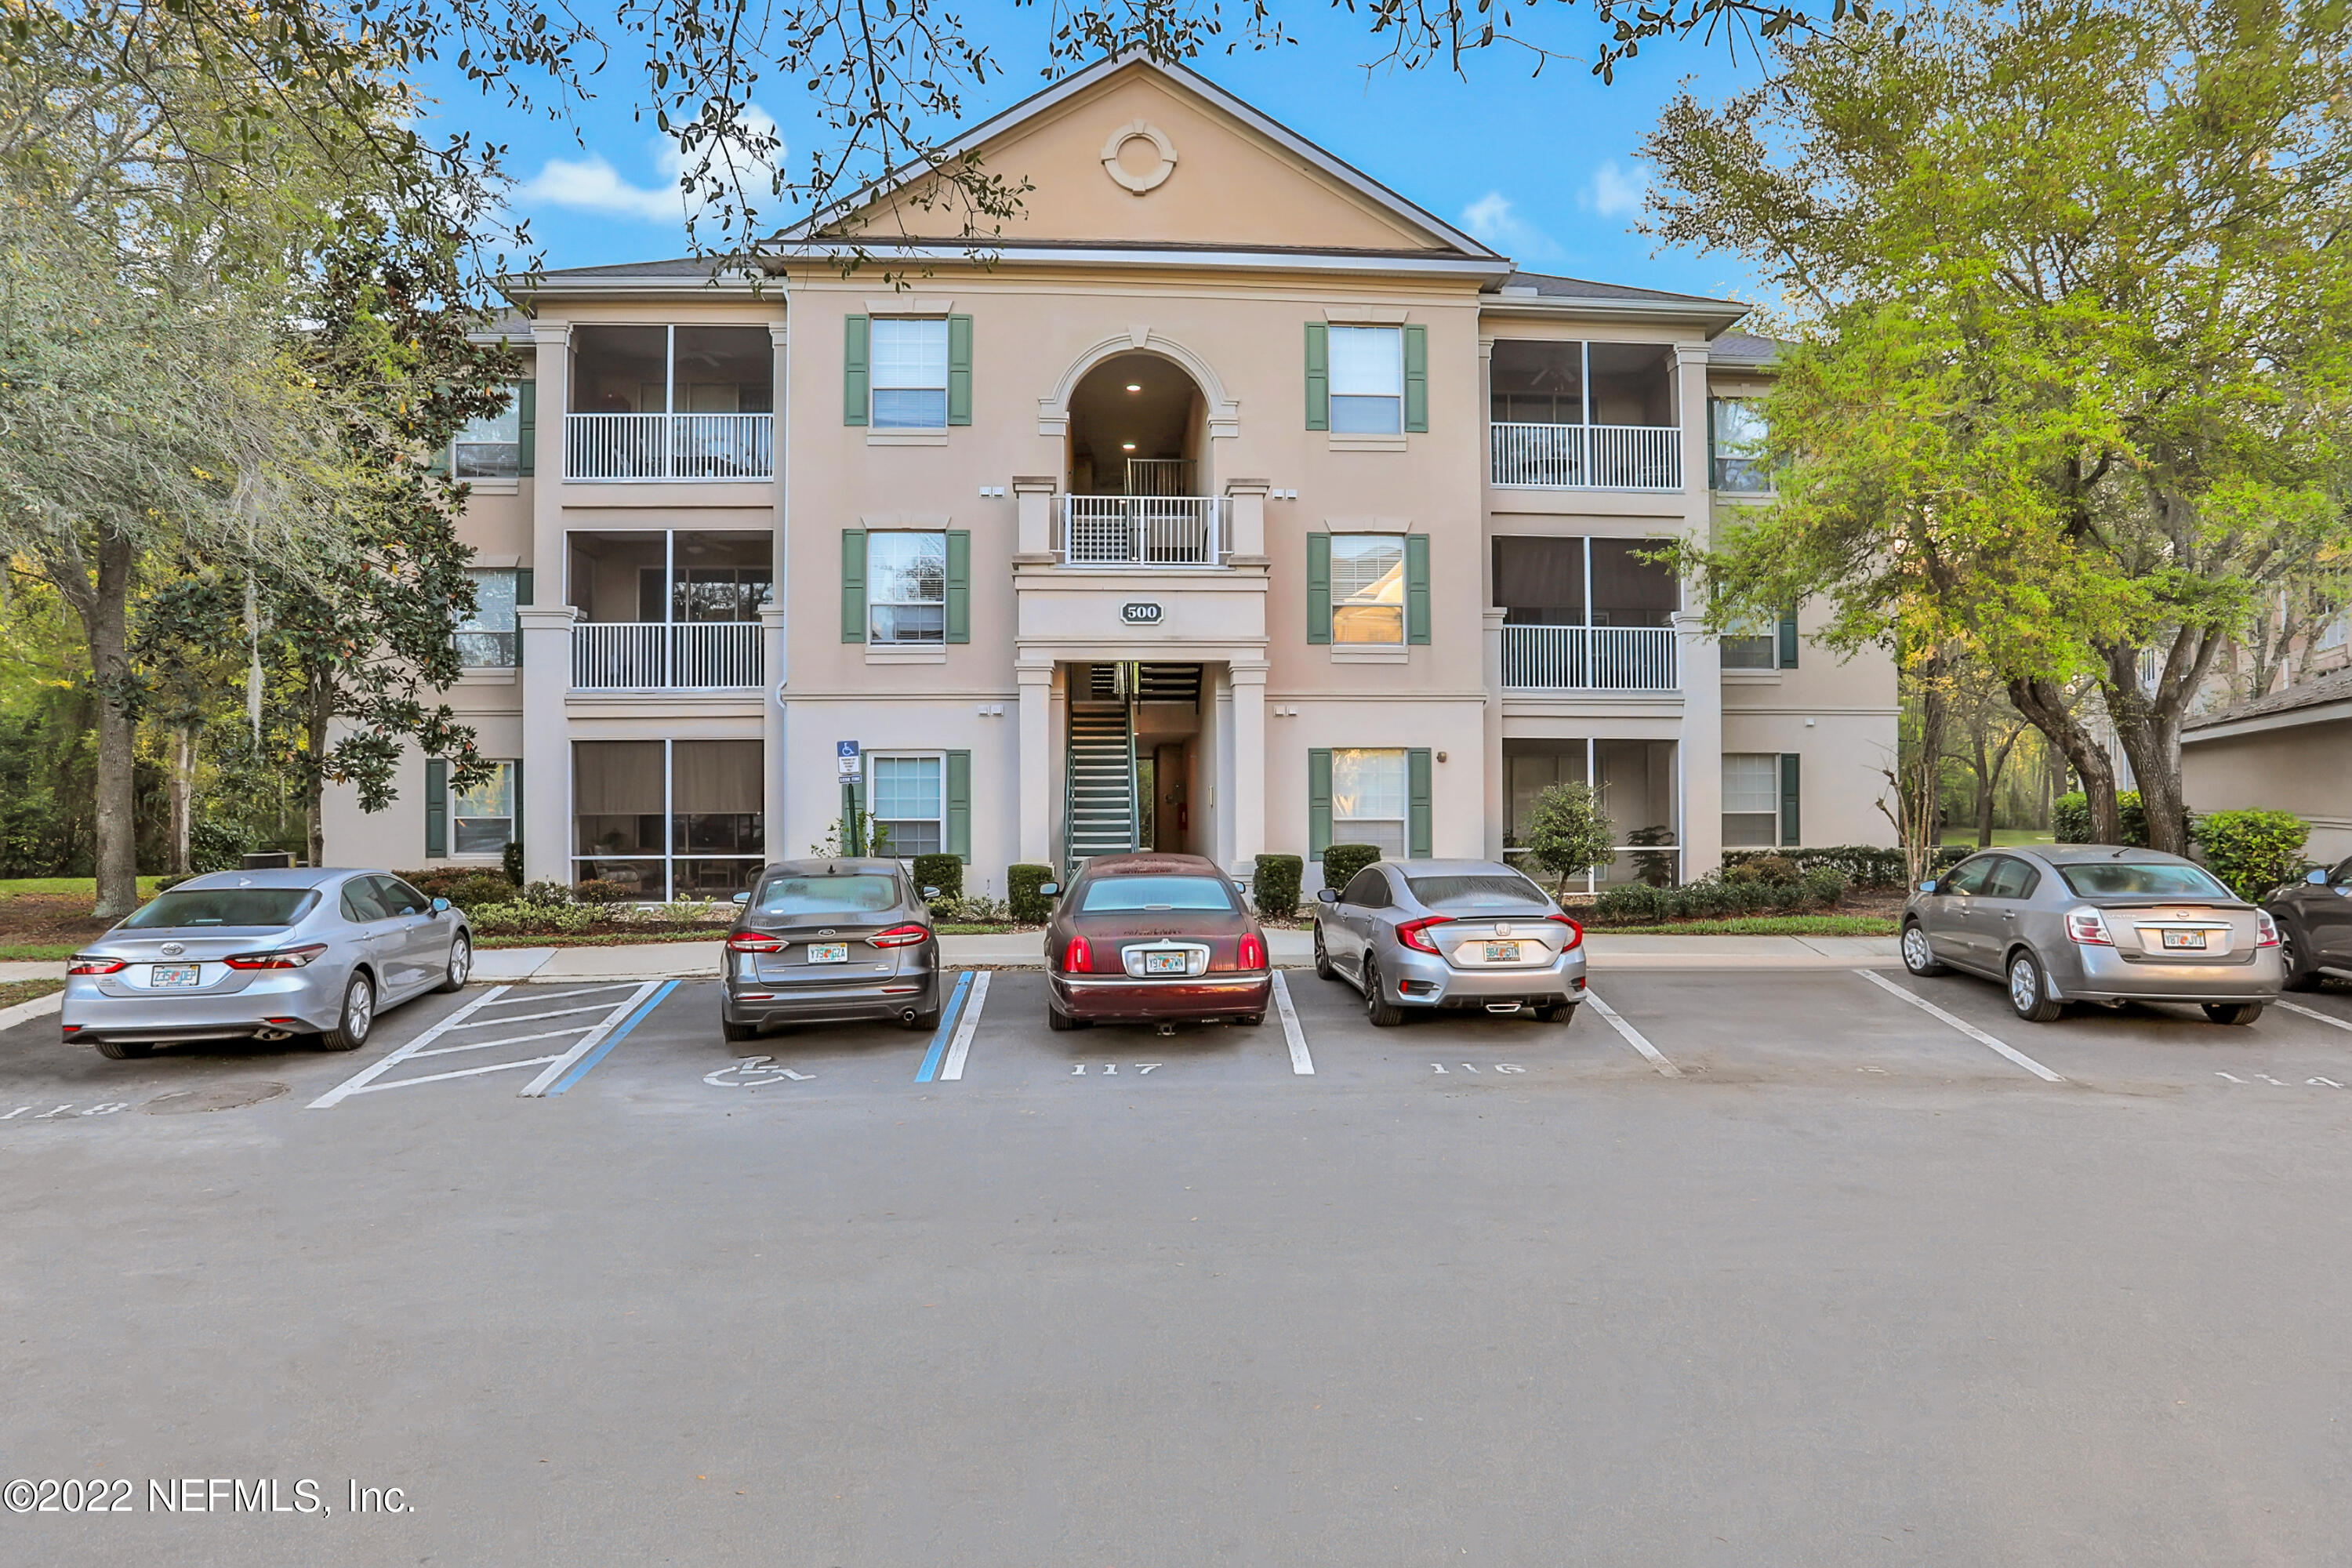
[
  {"left": 150, "top": 964, "right": 201, "bottom": 988},
  {"left": 1483, "top": 942, "right": 1523, "bottom": 963},
  {"left": 2161, "top": 930, "right": 2208, "bottom": 951},
  {"left": 1144, "top": 951, "right": 1188, "bottom": 975},
  {"left": 807, "top": 943, "right": 849, "bottom": 964}
]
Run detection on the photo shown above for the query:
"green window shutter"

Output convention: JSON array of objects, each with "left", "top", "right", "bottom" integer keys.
[
  {"left": 1777, "top": 608, "right": 1800, "bottom": 669},
  {"left": 944, "top": 529, "right": 971, "bottom": 644},
  {"left": 515, "top": 380, "right": 536, "bottom": 477},
  {"left": 1305, "top": 533, "right": 1332, "bottom": 644},
  {"left": 840, "top": 530, "right": 867, "bottom": 643},
  {"left": 1405, "top": 534, "right": 1432, "bottom": 645},
  {"left": 844, "top": 315, "right": 870, "bottom": 426},
  {"left": 1408, "top": 749, "right": 1433, "bottom": 858},
  {"left": 1308, "top": 750, "right": 1334, "bottom": 861},
  {"left": 514, "top": 567, "right": 534, "bottom": 608},
  {"left": 946, "top": 314, "right": 973, "bottom": 426},
  {"left": 1304, "top": 322, "right": 1330, "bottom": 431},
  {"left": 946, "top": 750, "right": 972, "bottom": 863},
  {"left": 1780, "top": 753, "right": 1802, "bottom": 848},
  {"left": 1403, "top": 325, "right": 1428, "bottom": 433},
  {"left": 423, "top": 758, "right": 448, "bottom": 858}
]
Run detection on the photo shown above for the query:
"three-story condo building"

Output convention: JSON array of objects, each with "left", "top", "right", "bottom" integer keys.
[{"left": 324, "top": 52, "right": 1897, "bottom": 895}]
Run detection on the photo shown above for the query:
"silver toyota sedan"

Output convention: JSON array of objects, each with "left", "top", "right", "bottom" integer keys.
[
  {"left": 1313, "top": 858, "right": 1587, "bottom": 1026},
  {"left": 1900, "top": 845, "right": 2281, "bottom": 1024},
  {"left": 63, "top": 869, "right": 473, "bottom": 1058}
]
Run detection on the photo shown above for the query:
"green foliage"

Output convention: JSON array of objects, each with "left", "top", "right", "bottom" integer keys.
[
  {"left": 1721, "top": 844, "right": 1951, "bottom": 887},
  {"left": 390, "top": 867, "right": 517, "bottom": 909},
  {"left": 571, "top": 878, "right": 637, "bottom": 905},
  {"left": 521, "top": 880, "right": 575, "bottom": 908},
  {"left": 910, "top": 854, "right": 964, "bottom": 907},
  {"left": 2190, "top": 810, "right": 2310, "bottom": 900},
  {"left": 500, "top": 840, "right": 524, "bottom": 886},
  {"left": 1725, "top": 853, "right": 1801, "bottom": 886},
  {"left": 1007, "top": 863, "right": 1055, "bottom": 924},
  {"left": 811, "top": 811, "right": 891, "bottom": 858},
  {"left": 1521, "top": 783, "right": 1615, "bottom": 895},
  {"left": 1592, "top": 867, "right": 1849, "bottom": 926},
  {"left": 1253, "top": 854, "right": 1303, "bottom": 920},
  {"left": 2053, "top": 791, "right": 2153, "bottom": 846},
  {"left": 465, "top": 900, "right": 603, "bottom": 936},
  {"left": 1319, "top": 843, "right": 1381, "bottom": 892}
]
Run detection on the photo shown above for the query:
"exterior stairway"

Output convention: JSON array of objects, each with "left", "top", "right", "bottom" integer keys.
[{"left": 1065, "top": 702, "right": 1140, "bottom": 866}]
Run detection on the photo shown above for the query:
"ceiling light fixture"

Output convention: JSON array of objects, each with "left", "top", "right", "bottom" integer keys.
[
  {"left": 1126, "top": 383, "right": 1142, "bottom": 393},
  {"left": 1121, "top": 442, "right": 1137, "bottom": 451}
]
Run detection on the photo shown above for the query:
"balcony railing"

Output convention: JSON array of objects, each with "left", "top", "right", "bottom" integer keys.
[
  {"left": 564, "top": 413, "right": 774, "bottom": 481},
  {"left": 1500, "top": 625, "right": 1678, "bottom": 691},
  {"left": 1490, "top": 423, "right": 1682, "bottom": 491},
  {"left": 573, "top": 622, "right": 764, "bottom": 690},
  {"left": 1058, "top": 495, "right": 1229, "bottom": 568}
]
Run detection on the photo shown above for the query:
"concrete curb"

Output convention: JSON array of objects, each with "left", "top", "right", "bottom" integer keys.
[{"left": 0, "top": 988, "right": 64, "bottom": 1033}]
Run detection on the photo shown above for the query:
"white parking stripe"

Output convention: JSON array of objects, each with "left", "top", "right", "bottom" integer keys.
[
  {"left": 938, "top": 970, "right": 990, "bottom": 1081},
  {"left": 1271, "top": 972, "right": 1313, "bottom": 1075},
  {"left": 1854, "top": 969, "right": 2064, "bottom": 1082},
  {"left": 487, "top": 982, "right": 641, "bottom": 1002},
  {"left": 440, "top": 1002, "right": 620, "bottom": 1029},
  {"left": 1584, "top": 989, "right": 1680, "bottom": 1077},
  {"left": 308, "top": 985, "right": 517, "bottom": 1108},
  {"left": 519, "top": 982, "right": 666, "bottom": 1097},
  {"left": 408, "top": 1025, "right": 598, "bottom": 1060},
  {"left": 2277, "top": 1000, "right": 2352, "bottom": 1034},
  {"left": 309, "top": 980, "right": 662, "bottom": 1108},
  {"left": 337, "top": 1054, "right": 566, "bottom": 1093}
]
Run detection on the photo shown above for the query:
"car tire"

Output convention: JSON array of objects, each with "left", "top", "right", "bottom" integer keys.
[
  {"left": 721, "top": 1018, "right": 759, "bottom": 1043},
  {"left": 434, "top": 935, "right": 472, "bottom": 993},
  {"left": 2202, "top": 1000, "right": 2265, "bottom": 1026},
  {"left": 1900, "top": 920, "right": 1947, "bottom": 977},
  {"left": 1534, "top": 1001, "right": 1575, "bottom": 1025},
  {"left": 1047, "top": 1006, "right": 1088, "bottom": 1032},
  {"left": 1363, "top": 957, "right": 1404, "bottom": 1028},
  {"left": 905, "top": 1006, "right": 942, "bottom": 1031},
  {"left": 2005, "top": 949, "right": 2064, "bottom": 1023},
  {"left": 93, "top": 1039, "right": 152, "bottom": 1060},
  {"left": 1312, "top": 924, "right": 1337, "bottom": 981},
  {"left": 318, "top": 973, "right": 376, "bottom": 1051},
  {"left": 2279, "top": 924, "right": 2321, "bottom": 992}
]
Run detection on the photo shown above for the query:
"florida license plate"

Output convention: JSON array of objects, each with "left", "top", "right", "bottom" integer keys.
[
  {"left": 151, "top": 964, "right": 201, "bottom": 988},
  {"left": 807, "top": 943, "right": 849, "bottom": 964},
  {"left": 1483, "top": 942, "right": 1523, "bottom": 963},
  {"left": 1145, "top": 951, "right": 1187, "bottom": 975},
  {"left": 2161, "top": 930, "right": 2208, "bottom": 950}
]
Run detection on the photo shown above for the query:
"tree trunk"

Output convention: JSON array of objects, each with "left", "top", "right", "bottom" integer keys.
[
  {"left": 305, "top": 673, "right": 332, "bottom": 869},
  {"left": 82, "top": 530, "right": 140, "bottom": 921},
  {"left": 169, "top": 724, "right": 194, "bottom": 877},
  {"left": 2007, "top": 674, "right": 2121, "bottom": 844},
  {"left": 2100, "top": 629, "right": 2222, "bottom": 858}
]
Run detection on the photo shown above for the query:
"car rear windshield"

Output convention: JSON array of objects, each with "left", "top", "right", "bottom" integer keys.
[
  {"left": 118, "top": 888, "right": 317, "bottom": 930},
  {"left": 1079, "top": 875, "right": 1237, "bottom": 913},
  {"left": 2058, "top": 862, "right": 2232, "bottom": 899},
  {"left": 754, "top": 874, "right": 901, "bottom": 916},
  {"left": 1406, "top": 873, "right": 1551, "bottom": 910}
]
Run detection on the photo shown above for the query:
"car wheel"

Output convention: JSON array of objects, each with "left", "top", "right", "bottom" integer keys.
[
  {"left": 721, "top": 1018, "right": 759, "bottom": 1044},
  {"left": 434, "top": 935, "right": 472, "bottom": 993},
  {"left": 1900, "top": 920, "right": 1947, "bottom": 977},
  {"left": 1047, "top": 1007, "right": 1089, "bottom": 1032},
  {"left": 1363, "top": 957, "right": 1404, "bottom": 1028},
  {"left": 2202, "top": 1000, "right": 2265, "bottom": 1026},
  {"left": 905, "top": 1005, "right": 942, "bottom": 1031},
  {"left": 1534, "top": 1001, "right": 1575, "bottom": 1025},
  {"left": 1312, "top": 924, "right": 1337, "bottom": 981},
  {"left": 2279, "top": 924, "right": 2321, "bottom": 992},
  {"left": 318, "top": 972, "right": 376, "bottom": 1051},
  {"left": 93, "top": 1039, "right": 152, "bottom": 1060},
  {"left": 2005, "top": 950, "right": 2064, "bottom": 1023}
]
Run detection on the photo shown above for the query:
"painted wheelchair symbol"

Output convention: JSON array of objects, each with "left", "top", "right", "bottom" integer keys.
[{"left": 704, "top": 1055, "right": 815, "bottom": 1087}]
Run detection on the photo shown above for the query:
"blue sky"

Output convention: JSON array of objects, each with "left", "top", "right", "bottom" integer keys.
[{"left": 419, "top": 9, "right": 1773, "bottom": 303}]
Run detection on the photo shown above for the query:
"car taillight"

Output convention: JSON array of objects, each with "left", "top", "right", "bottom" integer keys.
[
  {"left": 726, "top": 932, "right": 784, "bottom": 953},
  {"left": 1547, "top": 913, "right": 1584, "bottom": 949},
  {"left": 1063, "top": 935, "right": 1093, "bottom": 973},
  {"left": 869, "top": 924, "right": 930, "bottom": 949},
  {"left": 223, "top": 943, "right": 328, "bottom": 970},
  {"left": 2064, "top": 908, "right": 2113, "bottom": 946},
  {"left": 2256, "top": 911, "right": 2281, "bottom": 949},
  {"left": 1238, "top": 933, "right": 1266, "bottom": 971},
  {"left": 1396, "top": 917, "right": 1446, "bottom": 955},
  {"left": 67, "top": 956, "right": 125, "bottom": 975}
]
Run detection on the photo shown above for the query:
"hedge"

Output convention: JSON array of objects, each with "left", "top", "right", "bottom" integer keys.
[
  {"left": 1253, "top": 854, "right": 1303, "bottom": 919},
  {"left": 1320, "top": 843, "right": 1382, "bottom": 892},
  {"left": 2190, "top": 808, "right": 2310, "bottom": 900},
  {"left": 1007, "top": 863, "right": 1057, "bottom": 924},
  {"left": 910, "top": 853, "right": 964, "bottom": 906},
  {"left": 390, "top": 868, "right": 519, "bottom": 910},
  {"left": 1720, "top": 844, "right": 1958, "bottom": 888},
  {"left": 2053, "top": 790, "right": 2182, "bottom": 848},
  {"left": 1592, "top": 866, "right": 1849, "bottom": 925}
]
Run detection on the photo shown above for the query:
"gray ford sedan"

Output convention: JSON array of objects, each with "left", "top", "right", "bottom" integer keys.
[
  {"left": 1900, "top": 846, "right": 2281, "bottom": 1024},
  {"left": 1313, "top": 858, "right": 1587, "bottom": 1027},
  {"left": 63, "top": 869, "right": 472, "bottom": 1058},
  {"left": 720, "top": 858, "right": 943, "bottom": 1040}
]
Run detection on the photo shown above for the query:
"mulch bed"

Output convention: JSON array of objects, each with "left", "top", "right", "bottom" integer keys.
[{"left": 0, "top": 895, "right": 118, "bottom": 949}]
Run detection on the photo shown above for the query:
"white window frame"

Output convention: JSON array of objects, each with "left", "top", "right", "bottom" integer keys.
[
  {"left": 1331, "top": 746, "right": 1408, "bottom": 859},
  {"left": 866, "top": 752, "right": 946, "bottom": 860},
  {"left": 1328, "top": 325, "right": 1403, "bottom": 434},
  {"left": 1330, "top": 533, "right": 1406, "bottom": 646},
  {"left": 1709, "top": 396, "right": 1771, "bottom": 493},
  {"left": 869, "top": 318, "right": 949, "bottom": 430},
  {"left": 867, "top": 531, "right": 947, "bottom": 645},
  {"left": 456, "top": 568, "right": 519, "bottom": 668},
  {"left": 1722, "top": 753, "right": 1781, "bottom": 847},
  {"left": 450, "top": 760, "right": 517, "bottom": 857},
  {"left": 452, "top": 386, "right": 521, "bottom": 478},
  {"left": 571, "top": 738, "right": 765, "bottom": 902},
  {"left": 1719, "top": 610, "right": 1779, "bottom": 670}
]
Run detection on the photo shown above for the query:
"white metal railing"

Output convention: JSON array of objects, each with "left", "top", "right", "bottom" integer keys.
[
  {"left": 1499, "top": 625, "right": 1679, "bottom": 691},
  {"left": 564, "top": 413, "right": 774, "bottom": 481},
  {"left": 1490, "top": 423, "right": 1682, "bottom": 491},
  {"left": 1126, "top": 458, "right": 1195, "bottom": 496},
  {"left": 572, "top": 621, "right": 764, "bottom": 690},
  {"left": 1058, "top": 495, "right": 1229, "bottom": 568}
]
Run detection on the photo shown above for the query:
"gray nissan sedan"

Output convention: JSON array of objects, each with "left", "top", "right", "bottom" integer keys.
[
  {"left": 63, "top": 869, "right": 473, "bottom": 1058},
  {"left": 1900, "top": 845, "right": 2281, "bottom": 1024},
  {"left": 1313, "top": 858, "right": 1587, "bottom": 1026}
]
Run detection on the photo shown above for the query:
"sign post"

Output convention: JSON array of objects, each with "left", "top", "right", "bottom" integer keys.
[{"left": 837, "top": 742, "right": 862, "bottom": 855}]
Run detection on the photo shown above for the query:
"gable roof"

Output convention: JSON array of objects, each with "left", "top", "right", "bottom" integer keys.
[
  {"left": 2183, "top": 666, "right": 2352, "bottom": 737},
  {"left": 1479, "top": 269, "right": 1751, "bottom": 333}
]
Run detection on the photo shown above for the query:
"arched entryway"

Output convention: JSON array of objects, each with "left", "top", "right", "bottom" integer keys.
[{"left": 1065, "top": 350, "right": 1208, "bottom": 498}]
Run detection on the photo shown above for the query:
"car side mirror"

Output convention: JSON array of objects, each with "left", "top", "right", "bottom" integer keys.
[
  {"left": 2307, "top": 868, "right": 2330, "bottom": 885},
  {"left": 1917, "top": 879, "right": 1937, "bottom": 895},
  {"left": 1316, "top": 887, "right": 1339, "bottom": 904},
  {"left": 1037, "top": 881, "right": 1060, "bottom": 898},
  {"left": 731, "top": 891, "right": 750, "bottom": 905},
  {"left": 922, "top": 885, "right": 941, "bottom": 899},
  {"left": 430, "top": 897, "right": 451, "bottom": 913}
]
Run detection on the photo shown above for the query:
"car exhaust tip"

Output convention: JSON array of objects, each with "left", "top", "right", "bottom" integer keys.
[
  {"left": 899, "top": 1008, "right": 920, "bottom": 1025},
  {"left": 253, "top": 1028, "right": 294, "bottom": 1042},
  {"left": 1156, "top": 1022, "right": 1177, "bottom": 1036},
  {"left": 1486, "top": 1002, "right": 1522, "bottom": 1014}
]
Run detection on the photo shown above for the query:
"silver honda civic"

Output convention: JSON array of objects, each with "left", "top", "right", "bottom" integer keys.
[
  {"left": 1900, "top": 845, "right": 2281, "bottom": 1024},
  {"left": 62, "top": 869, "right": 473, "bottom": 1058},
  {"left": 1312, "top": 858, "right": 1588, "bottom": 1026}
]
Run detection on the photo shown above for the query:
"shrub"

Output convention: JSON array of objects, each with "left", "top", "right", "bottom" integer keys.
[
  {"left": 1586, "top": 865, "right": 1848, "bottom": 926},
  {"left": 1722, "top": 844, "right": 1918, "bottom": 887},
  {"left": 937, "top": 893, "right": 1008, "bottom": 924},
  {"left": 500, "top": 840, "right": 524, "bottom": 886},
  {"left": 464, "top": 899, "right": 603, "bottom": 935},
  {"left": 1519, "top": 782, "right": 1615, "bottom": 895},
  {"left": 1320, "top": 842, "right": 1382, "bottom": 892},
  {"left": 393, "top": 868, "right": 518, "bottom": 910},
  {"left": 521, "top": 880, "right": 573, "bottom": 907},
  {"left": 1253, "top": 854, "right": 1303, "bottom": 919},
  {"left": 2191, "top": 809, "right": 2310, "bottom": 900},
  {"left": 572, "top": 877, "right": 637, "bottom": 905},
  {"left": 910, "top": 854, "right": 964, "bottom": 907},
  {"left": 2054, "top": 789, "right": 2153, "bottom": 847},
  {"left": 1007, "top": 863, "right": 1056, "bottom": 924},
  {"left": 1726, "top": 853, "right": 1801, "bottom": 886}
]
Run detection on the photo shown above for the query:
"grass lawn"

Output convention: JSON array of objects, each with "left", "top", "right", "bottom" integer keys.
[
  {"left": 0, "top": 877, "right": 165, "bottom": 902},
  {"left": 0, "top": 943, "right": 78, "bottom": 962},
  {"left": 1937, "top": 829, "right": 2055, "bottom": 848},
  {"left": 0, "top": 977, "right": 65, "bottom": 1010},
  {"left": 1592, "top": 914, "right": 1900, "bottom": 938}
]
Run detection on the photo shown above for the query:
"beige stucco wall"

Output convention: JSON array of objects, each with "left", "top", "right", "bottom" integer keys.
[{"left": 2183, "top": 719, "right": 2352, "bottom": 864}]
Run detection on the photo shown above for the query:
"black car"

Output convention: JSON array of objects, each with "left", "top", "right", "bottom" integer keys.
[
  {"left": 720, "top": 858, "right": 945, "bottom": 1040},
  {"left": 2267, "top": 852, "right": 2352, "bottom": 990}
]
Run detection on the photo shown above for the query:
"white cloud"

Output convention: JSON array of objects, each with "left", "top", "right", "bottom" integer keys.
[
  {"left": 1584, "top": 160, "right": 1651, "bottom": 220},
  {"left": 512, "top": 106, "right": 786, "bottom": 227},
  {"left": 1457, "top": 191, "right": 1562, "bottom": 261},
  {"left": 514, "top": 153, "right": 684, "bottom": 223}
]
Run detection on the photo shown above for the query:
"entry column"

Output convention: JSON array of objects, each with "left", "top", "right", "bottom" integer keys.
[
  {"left": 1230, "top": 659, "right": 1267, "bottom": 877},
  {"left": 1017, "top": 662, "right": 1054, "bottom": 866}
]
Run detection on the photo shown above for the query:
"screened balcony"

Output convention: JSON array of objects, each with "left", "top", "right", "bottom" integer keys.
[
  {"left": 573, "top": 739, "right": 764, "bottom": 898},
  {"left": 567, "top": 531, "right": 770, "bottom": 690},
  {"left": 566, "top": 325, "right": 774, "bottom": 481},
  {"left": 1490, "top": 340, "right": 1681, "bottom": 491},
  {"left": 1494, "top": 535, "right": 1680, "bottom": 691}
]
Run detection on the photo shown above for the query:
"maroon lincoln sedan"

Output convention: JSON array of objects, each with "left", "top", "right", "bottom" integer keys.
[{"left": 1042, "top": 854, "right": 1273, "bottom": 1030}]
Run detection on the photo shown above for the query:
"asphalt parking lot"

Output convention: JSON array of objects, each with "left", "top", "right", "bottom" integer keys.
[{"left": 5, "top": 963, "right": 2351, "bottom": 1564}]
